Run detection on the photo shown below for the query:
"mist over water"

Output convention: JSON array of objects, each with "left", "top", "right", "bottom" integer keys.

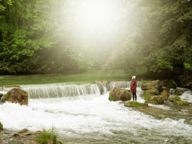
[{"left": 0, "top": 83, "right": 192, "bottom": 143}]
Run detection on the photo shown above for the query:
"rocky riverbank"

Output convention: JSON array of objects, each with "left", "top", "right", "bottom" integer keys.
[
  {"left": 0, "top": 128, "right": 63, "bottom": 144},
  {"left": 108, "top": 80, "right": 192, "bottom": 125}
]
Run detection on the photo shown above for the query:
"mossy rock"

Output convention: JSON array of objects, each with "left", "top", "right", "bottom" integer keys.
[
  {"left": 149, "top": 96, "right": 165, "bottom": 105},
  {"left": 141, "top": 80, "right": 160, "bottom": 91},
  {"left": 160, "top": 87, "right": 169, "bottom": 100},
  {"left": 2, "top": 88, "right": 28, "bottom": 105},
  {"left": 145, "top": 88, "right": 159, "bottom": 95},
  {"left": 0, "top": 121, "right": 3, "bottom": 131},
  {"left": 124, "top": 101, "right": 148, "bottom": 108},
  {"left": 143, "top": 91, "right": 152, "bottom": 101},
  {"left": 169, "top": 96, "right": 190, "bottom": 106},
  {"left": 109, "top": 88, "right": 131, "bottom": 101}
]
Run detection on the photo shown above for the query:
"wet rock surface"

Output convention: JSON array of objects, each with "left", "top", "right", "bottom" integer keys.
[
  {"left": 129, "top": 102, "right": 192, "bottom": 125},
  {"left": 128, "top": 80, "right": 192, "bottom": 125},
  {"left": 1, "top": 88, "right": 28, "bottom": 105},
  {"left": 109, "top": 88, "right": 131, "bottom": 101},
  {"left": 0, "top": 129, "right": 62, "bottom": 144}
]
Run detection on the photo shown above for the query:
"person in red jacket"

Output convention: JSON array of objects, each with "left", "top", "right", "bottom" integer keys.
[{"left": 130, "top": 75, "right": 137, "bottom": 101}]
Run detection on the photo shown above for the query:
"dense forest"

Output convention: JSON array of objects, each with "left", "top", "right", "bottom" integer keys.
[{"left": 0, "top": 0, "right": 192, "bottom": 75}]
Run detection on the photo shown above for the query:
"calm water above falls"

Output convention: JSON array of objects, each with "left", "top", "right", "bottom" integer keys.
[{"left": 0, "top": 84, "right": 192, "bottom": 144}]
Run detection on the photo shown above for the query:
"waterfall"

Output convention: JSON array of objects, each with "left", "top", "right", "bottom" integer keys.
[
  {"left": 21, "top": 84, "right": 100, "bottom": 99},
  {"left": 96, "top": 81, "right": 131, "bottom": 94},
  {"left": 107, "top": 81, "right": 130, "bottom": 90},
  {"left": 22, "top": 81, "right": 132, "bottom": 99}
]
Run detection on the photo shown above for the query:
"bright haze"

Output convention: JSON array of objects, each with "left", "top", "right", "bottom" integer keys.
[{"left": 52, "top": 0, "right": 140, "bottom": 68}]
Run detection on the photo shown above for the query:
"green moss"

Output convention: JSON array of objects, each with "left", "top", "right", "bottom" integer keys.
[
  {"left": 36, "top": 130, "right": 57, "bottom": 144},
  {"left": 169, "top": 96, "right": 189, "bottom": 106},
  {"left": 109, "top": 95, "right": 113, "bottom": 101},
  {"left": 124, "top": 101, "right": 148, "bottom": 108},
  {"left": 143, "top": 91, "right": 151, "bottom": 101},
  {"left": 0, "top": 121, "right": 3, "bottom": 131},
  {"left": 149, "top": 96, "right": 164, "bottom": 105},
  {"left": 175, "top": 100, "right": 189, "bottom": 106}
]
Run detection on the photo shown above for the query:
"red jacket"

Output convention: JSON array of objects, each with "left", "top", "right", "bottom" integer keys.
[{"left": 130, "top": 80, "right": 137, "bottom": 93}]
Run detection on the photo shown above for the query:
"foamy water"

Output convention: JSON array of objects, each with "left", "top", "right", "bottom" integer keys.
[
  {"left": 0, "top": 93, "right": 192, "bottom": 139},
  {"left": 1, "top": 83, "right": 192, "bottom": 143},
  {"left": 181, "top": 91, "right": 192, "bottom": 103}
]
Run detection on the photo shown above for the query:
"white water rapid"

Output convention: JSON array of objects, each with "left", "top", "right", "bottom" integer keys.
[
  {"left": 0, "top": 83, "right": 192, "bottom": 143},
  {"left": 181, "top": 90, "right": 192, "bottom": 103}
]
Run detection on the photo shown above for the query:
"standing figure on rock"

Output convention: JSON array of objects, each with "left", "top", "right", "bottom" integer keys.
[{"left": 130, "top": 76, "right": 137, "bottom": 101}]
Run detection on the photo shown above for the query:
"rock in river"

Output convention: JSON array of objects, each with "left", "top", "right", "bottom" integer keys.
[
  {"left": 109, "top": 88, "right": 131, "bottom": 101},
  {"left": 1, "top": 88, "right": 28, "bottom": 105}
]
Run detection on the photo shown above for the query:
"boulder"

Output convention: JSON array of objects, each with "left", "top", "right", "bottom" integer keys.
[
  {"left": 168, "top": 95, "right": 189, "bottom": 106},
  {"left": 160, "top": 87, "right": 169, "bottom": 100},
  {"left": 141, "top": 80, "right": 162, "bottom": 96},
  {"left": 1, "top": 88, "right": 28, "bottom": 105},
  {"left": 146, "top": 88, "right": 159, "bottom": 95},
  {"left": 141, "top": 80, "right": 160, "bottom": 91},
  {"left": 0, "top": 122, "right": 3, "bottom": 131},
  {"left": 141, "top": 80, "right": 172, "bottom": 104},
  {"left": 109, "top": 88, "right": 131, "bottom": 101},
  {"left": 124, "top": 101, "right": 148, "bottom": 108},
  {"left": 149, "top": 96, "right": 165, "bottom": 105}
]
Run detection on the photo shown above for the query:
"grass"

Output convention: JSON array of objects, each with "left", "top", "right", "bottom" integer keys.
[
  {"left": 0, "top": 71, "right": 130, "bottom": 87},
  {"left": 124, "top": 101, "right": 148, "bottom": 108},
  {"left": 36, "top": 130, "right": 57, "bottom": 144}
]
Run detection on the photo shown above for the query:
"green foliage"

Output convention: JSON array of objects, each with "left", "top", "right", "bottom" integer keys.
[
  {"left": 0, "top": 0, "right": 192, "bottom": 74},
  {"left": 117, "top": 0, "right": 192, "bottom": 74},
  {"left": 166, "top": 80, "right": 177, "bottom": 89},
  {"left": 0, "top": 0, "right": 83, "bottom": 74},
  {"left": 36, "top": 130, "right": 57, "bottom": 144},
  {"left": 184, "top": 63, "right": 192, "bottom": 70}
]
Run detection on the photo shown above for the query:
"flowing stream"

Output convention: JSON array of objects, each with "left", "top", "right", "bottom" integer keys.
[{"left": 0, "top": 83, "right": 192, "bottom": 144}]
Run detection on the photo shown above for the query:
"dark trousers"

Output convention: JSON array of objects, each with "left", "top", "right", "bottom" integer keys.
[{"left": 132, "top": 92, "right": 137, "bottom": 101}]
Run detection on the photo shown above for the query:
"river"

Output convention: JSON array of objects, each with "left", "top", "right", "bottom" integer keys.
[{"left": 0, "top": 83, "right": 192, "bottom": 144}]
